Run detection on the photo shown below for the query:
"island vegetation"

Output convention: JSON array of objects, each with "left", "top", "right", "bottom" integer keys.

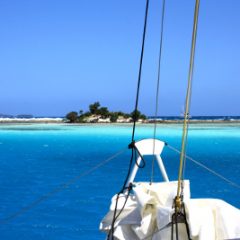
[{"left": 65, "top": 101, "right": 147, "bottom": 123}]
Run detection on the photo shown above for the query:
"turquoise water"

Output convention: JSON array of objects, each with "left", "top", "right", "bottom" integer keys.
[{"left": 0, "top": 123, "right": 240, "bottom": 239}]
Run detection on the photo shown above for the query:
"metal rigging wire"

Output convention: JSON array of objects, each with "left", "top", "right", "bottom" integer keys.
[
  {"left": 176, "top": 0, "right": 200, "bottom": 209},
  {"left": 151, "top": 0, "right": 166, "bottom": 184},
  {"left": 108, "top": 1, "right": 150, "bottom": 238},
  {"left": 0, "top": 148, "right": 127, "bottom": 225},
  {"left": 131, "top": 0, "right": 150, "bottom": 142},
  {"left": 167, "top": 143, "right": 240, "bottom": 190}
]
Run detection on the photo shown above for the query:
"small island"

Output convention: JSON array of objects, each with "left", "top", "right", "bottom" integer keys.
[
  {"left": 65, "top": 102, "right": 147, "bottom": 123},
  {"left": 1, "top": 104, "right": 240, "bottom": 124}
]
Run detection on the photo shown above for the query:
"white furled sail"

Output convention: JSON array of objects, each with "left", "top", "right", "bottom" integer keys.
[
  {"left": 100, "top": 181, "right": 240, "bottom": 239},
  {"left": 100, "top": 0, "right": 240, "bottom": 238},
  {"left": 100, "top": 138, "right": 240, "bottom": 239}
]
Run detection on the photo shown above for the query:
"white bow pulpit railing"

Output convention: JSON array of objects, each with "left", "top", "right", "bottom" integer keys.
[{"left": 126, "top": 138, "right": 169, "bottom": 187}]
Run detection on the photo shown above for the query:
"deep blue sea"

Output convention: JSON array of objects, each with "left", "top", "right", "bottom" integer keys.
[{"left": 0, "top": 123, "right": 240, "bottom": 239}]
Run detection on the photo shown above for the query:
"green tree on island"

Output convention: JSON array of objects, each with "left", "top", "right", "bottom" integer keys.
[
  {"left": 66, "top": 111, "right": 78, "bottom": 123},
  {"left": 65, "top": 101, "right": 147, "bottom": 123},
  {"left": 130, "top": 110, "right": 146, "bottom": 122},
  {"left": 89, "top": 102, "right": 100, "bottom": 114},
  {"left": 98, "top": 107, "right": 109, "bottom": 118},
  {"left": 110, "top": 112, "right": 118, "bottom": 122}
]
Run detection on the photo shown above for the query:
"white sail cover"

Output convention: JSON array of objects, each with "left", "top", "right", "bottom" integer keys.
[{"left": 100, "top": 181, "right": 240, "bottom": 240}]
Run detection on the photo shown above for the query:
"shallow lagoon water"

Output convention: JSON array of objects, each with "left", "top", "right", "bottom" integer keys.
[{"left": 0, "top": 123, "right": 240, "bottom": 239}]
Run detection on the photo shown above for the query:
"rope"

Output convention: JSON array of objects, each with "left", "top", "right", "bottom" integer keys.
[
  {"left": 121, "top": 144, "right": 135, "bottom": 192},
  {"left": 131, "top": 0, "right": 149, "bottom": 142},
  {"left": 151, "top": 0, "right": 166, "bottom": 184},
  {"left": 176, "top": 0, "right": 200, "bottom": 208},
  {"left": 0, "top": 148, "right": 127, "bottom": 225},
  {"left": 107, "top": 185, "right": 132, "bottom": 240},
  {"left": 108, "top": 143, "right": 145, "bottom": 240},
  {"left": 121, "top": 144, "right": 145, "bottom": 193},
  {"left": 143, "top": 143, "right": 240, "bottom": 240},
  {"left": 108, "top": 1, "right": 150, "bottom": 238},
  {"left": 167, "top": 144, "right": 240, "bottom": 190}
]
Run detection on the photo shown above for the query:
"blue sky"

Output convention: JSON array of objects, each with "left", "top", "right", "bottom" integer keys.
[{"left": 0, "top": 0, "right": 239, "bottom": 116}]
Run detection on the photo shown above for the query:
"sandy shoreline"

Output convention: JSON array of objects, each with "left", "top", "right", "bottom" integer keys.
[
  {"left": 0, "top": 118, "right": 63, "bottom": 123},
  {"left": 0, "top": 117, "right": 240, "bottom": 124}
]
